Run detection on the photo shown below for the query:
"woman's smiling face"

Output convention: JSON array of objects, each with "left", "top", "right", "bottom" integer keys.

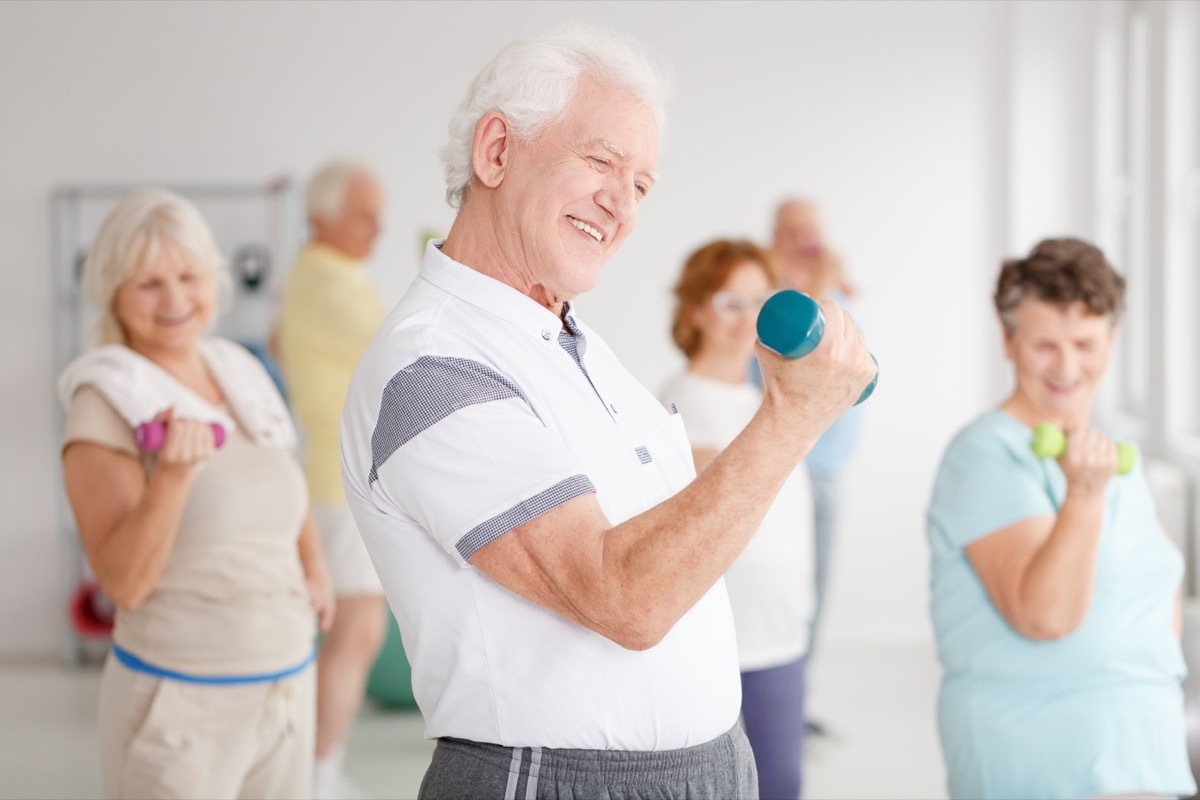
[
  {"left": 113, "top": 242, "right": 215, "bottom": 356},
  {"left": 1004, "top": 297, "right": 1116, "bottom": 427}
]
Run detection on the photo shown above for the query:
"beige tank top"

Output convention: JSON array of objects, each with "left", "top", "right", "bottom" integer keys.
[{"left": 64, "top": 387, "right": 315, "bottom": 676}]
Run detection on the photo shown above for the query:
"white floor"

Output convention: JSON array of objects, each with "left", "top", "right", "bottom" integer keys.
[{"left": 0, "top": 642, "right": 946, "bottom": 800}]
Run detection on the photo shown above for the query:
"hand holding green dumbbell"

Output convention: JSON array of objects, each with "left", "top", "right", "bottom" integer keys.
[{"left": 1030, "top": 422, "right": 1136, "bottom": 475}]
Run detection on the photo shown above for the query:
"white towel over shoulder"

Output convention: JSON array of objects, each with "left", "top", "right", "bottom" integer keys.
[{"left": 57, "top": 338, "right": 296, "bottom": 450}]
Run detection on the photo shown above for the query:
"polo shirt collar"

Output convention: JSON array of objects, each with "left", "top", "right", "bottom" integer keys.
[{"left": 419, "top": 240, "right": 584, "bottom": 341}]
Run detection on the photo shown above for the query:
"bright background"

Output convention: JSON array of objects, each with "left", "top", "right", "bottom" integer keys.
[{"left": 1, "top": 1, "right": 1195, "bottom": 668}]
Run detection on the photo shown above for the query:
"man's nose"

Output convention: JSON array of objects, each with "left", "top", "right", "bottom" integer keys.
[{"left": 598, "top": 174, "right": 637, "bottom": 225}]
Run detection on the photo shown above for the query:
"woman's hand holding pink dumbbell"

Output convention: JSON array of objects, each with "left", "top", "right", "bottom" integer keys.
[{"left": 135, "top": 409, "right": 226, "bottom": 464}]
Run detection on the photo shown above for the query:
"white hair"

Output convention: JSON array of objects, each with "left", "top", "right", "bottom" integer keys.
[
  {"left": 82, "top": 187, "right": 230, "bottom": 346},
  {"left": 306, "top": 160, "right": 377, "bottom": 221},
  {"left": 440, "top": 23, "right": 673, "bottom": 209}
]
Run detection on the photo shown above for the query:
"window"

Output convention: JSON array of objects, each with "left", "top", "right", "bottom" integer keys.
[
  {"left": 1161, "top": 0, "right": 1200, "bottom": 454},
  {"left": 1098, "top": 0, "right": 1200, "bottom": 453},
  {"left": 1096, "top": 0, "right": 1200, "bottom": 584}
]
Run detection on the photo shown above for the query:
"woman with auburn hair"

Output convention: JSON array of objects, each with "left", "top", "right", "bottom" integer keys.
[
  {"left": 58, "top": 187, "right": 333, "bottom": 799},
  {"left": 927, "top": 237, "right": 1195, "bottom": 799},
  {"left": 660, "top": 239, "right": 815, "bottom": 800}
]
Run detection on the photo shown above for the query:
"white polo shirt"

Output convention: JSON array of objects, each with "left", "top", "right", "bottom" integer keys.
[{"left": 341, "top": 242, "right": 741, "bottom": 750}]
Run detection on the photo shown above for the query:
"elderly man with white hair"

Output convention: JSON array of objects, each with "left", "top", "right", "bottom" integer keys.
[
  {"left": 276, "top": 160, "right": 387, "bottom": 800},
  {"left": 340, "top": 24, "right": 875, "bottom": 799}
]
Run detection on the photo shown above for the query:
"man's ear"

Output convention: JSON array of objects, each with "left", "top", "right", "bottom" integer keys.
[{"left": 472, "top": 112, "right": 511, "bottom": 190}]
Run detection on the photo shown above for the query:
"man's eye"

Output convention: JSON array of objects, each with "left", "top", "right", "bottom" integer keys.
[
  {"left": 635, "top": 183, "right": 648, "bottom": 197},
  {"left": 590, "top": 157, "right": 610, "bottom": 168}
]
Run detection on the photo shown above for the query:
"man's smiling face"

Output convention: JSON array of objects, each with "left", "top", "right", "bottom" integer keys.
[{"left": 495, "top": 76, "right": 660, "bottom": 306}]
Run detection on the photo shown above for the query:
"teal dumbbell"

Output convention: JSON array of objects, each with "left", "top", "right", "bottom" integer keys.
[
  {"left": 1030, "top": 422, "right": 1135, "bottom": 475},
  {"left": 756, "top": 289, "right": 878, "bottom": 405}
]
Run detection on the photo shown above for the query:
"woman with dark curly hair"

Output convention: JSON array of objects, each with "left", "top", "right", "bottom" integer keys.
[{"left": 926, "top": 237, "right": 1195, "bottom": 799}]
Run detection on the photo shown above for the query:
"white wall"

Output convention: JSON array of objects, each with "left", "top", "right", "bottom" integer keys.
[
  {"left": 0, "top": 0, "right": 1021, "bottom": 656},
  {"left": 1008, "top": 2, "right": 1100, "bottom": 251}
]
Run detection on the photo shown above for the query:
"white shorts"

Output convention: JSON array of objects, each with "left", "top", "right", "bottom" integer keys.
[{"left": 312, "top": 503, "right": 383, "bottom": 596}]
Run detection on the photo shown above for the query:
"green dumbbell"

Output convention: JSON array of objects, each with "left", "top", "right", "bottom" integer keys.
[{"left": 1030, "top": 422, "right": 1136, "bottom": 475}]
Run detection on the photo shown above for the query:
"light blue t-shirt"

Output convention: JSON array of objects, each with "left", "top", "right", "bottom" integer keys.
[{"left": 927, "top": 409, "right": 1195, "bottom": 800}]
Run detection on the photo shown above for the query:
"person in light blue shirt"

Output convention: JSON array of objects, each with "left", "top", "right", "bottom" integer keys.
[
  {"left": 768, "top": 198, "right": 864, "bottom": 662},
  {"left": 927, "top": 237, "right": 1195, "bottom": 800}
]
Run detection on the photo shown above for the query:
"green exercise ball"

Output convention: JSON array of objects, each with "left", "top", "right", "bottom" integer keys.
[{"left": 366, "top": 610, "right": 417, "bottom": 710}]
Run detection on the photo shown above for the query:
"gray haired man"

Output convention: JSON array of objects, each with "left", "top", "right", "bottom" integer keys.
[{"left": 341, "top": 24, "right": 874, "bottom": 799}]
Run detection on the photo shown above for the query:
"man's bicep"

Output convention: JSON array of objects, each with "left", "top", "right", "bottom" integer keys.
[{"left": 470, "top": 493, "right": 615, "bottom": 631}]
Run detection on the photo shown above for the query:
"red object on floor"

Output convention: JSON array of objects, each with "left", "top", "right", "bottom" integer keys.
[{"left": 69, "top": 581, "right": 114, "bottom": 638}]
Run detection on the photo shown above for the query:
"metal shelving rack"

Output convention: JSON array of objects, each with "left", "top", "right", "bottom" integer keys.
[{"left": 50, "top": 178, "right": 304, "bottom": 664}]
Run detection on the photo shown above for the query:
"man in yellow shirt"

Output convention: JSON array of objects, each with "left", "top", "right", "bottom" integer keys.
[{"left": 277, "top": 160, "right": 387, "bottom": 800}]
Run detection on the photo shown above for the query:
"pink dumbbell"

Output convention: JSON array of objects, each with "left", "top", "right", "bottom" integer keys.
[{"left": 135, "top": 421, "right": 227, "bottom": 453}]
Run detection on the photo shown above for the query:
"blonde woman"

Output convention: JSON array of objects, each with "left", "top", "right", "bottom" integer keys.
[{"left": 58, "top": 188, "right": 333, "bottom": 799}]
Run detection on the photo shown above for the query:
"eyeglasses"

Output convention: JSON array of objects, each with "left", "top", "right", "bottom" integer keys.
[{"left": 710, "top": 291, "right": 776, "bottom": 316}]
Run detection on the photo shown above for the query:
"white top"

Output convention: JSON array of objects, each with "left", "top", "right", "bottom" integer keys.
[
  {"left": 341, "top": 242, "right": 741, "bottom": 750},
  {"left": 659, "top": 372, "right": 814, "bottom": 670}
]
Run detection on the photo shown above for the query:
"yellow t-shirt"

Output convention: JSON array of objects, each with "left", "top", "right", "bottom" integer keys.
[{"left": 277, "top": 244, "right": 386, "bottom": 504}]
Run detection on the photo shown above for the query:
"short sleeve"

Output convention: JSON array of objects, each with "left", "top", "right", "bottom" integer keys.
[
  {"left": 927, "top": 417, "right": 1056, "bottom": 554},
  {"left": 62, "top": 386, "right": 138, "bottom": 455},
  {"left": 365, "top": 356, "right": 595, "bottom": 566}
]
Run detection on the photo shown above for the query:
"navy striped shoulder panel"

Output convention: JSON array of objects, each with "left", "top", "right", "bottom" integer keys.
[{"left": 369, "top": 356, "right": 527, "bottom": 485}]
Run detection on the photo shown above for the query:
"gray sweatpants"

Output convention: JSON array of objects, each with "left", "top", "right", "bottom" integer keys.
[{"left": 418, "top": 724, "right": 758, "bottom": 799}]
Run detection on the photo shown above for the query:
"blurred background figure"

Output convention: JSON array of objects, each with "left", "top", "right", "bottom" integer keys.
[
  {"left": 770, "top": 198, "right": 865, "bottom": 737},
  {"left": 772, "top": 199, "right": 854, "bottom": 300},
  {"left": 276, "top": 161, "right": 388, "bottom": 800},
  {"left": 926, "top": 238, "right": 1194, "bottom": 800},
  {"left": 58, "top": 188, "right": 333, "bottom": 799},
  {"left": 661, "top": 239, "right": 815, "bottom": 800}
]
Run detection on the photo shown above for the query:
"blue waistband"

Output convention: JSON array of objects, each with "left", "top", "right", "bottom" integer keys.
[{"left": 112, "top": 644, "right": 314, "bottom": 685}]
